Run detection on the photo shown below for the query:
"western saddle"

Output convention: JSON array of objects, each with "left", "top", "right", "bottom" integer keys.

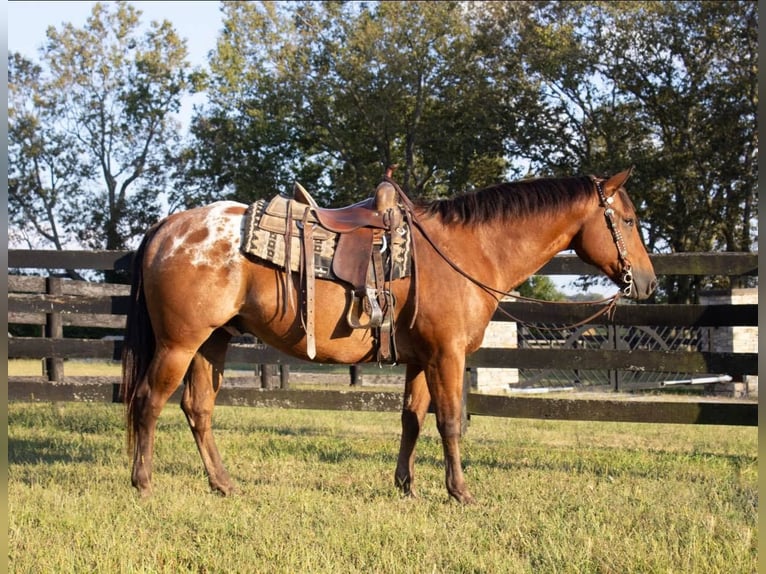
[{"left": 264, "top": 178, "right": 413, "bottom": 363}]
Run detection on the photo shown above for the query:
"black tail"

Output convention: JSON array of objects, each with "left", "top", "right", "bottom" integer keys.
[{"left": 120, "top": 224, "right": 161, "bottom": 453}]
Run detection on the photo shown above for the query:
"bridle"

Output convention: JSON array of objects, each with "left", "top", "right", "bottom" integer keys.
[
  {"left": 383, "top": 172, "right": 635, "bottom": 330},
  {"left": 593, "top": 176, "right": 635, "bottom": 297}
]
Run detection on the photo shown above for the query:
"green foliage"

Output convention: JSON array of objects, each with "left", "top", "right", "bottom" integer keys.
[
  {"left": 8, "top": 402, "right": 757, "bottom": 573},
  {"left": 8, "top": 2, "right": 194, "bottom": 256},
  {"left": 483, "top": 0, "right": 757, "bottom": 301},
  {"left": 8, "top": 53, "right": 94, "bottom": 253},
  {"left": 516, "top": 276, "right": 566, "bottom": 302},
  {"left": 184, "top": 1, "right": 514, "bottom": 206}
]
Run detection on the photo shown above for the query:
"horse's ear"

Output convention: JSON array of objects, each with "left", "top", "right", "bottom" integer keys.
[{"left": 604, "top": 166, "right": 634, "bottom": 192}]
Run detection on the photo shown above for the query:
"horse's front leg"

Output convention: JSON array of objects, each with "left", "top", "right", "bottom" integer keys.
[
  {"left": 394, "top": 363, "right": 430, "bottom": 497},
  {"left": 181, "top": 328, "right": 236, "bottom": 495},
  {"left": 427, "top": 353, "right": 474, "bottom": 504}
]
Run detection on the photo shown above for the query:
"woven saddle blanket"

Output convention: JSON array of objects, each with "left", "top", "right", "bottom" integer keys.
[{"left": 242, "top": 195, "right": 412, "bottom": 283}]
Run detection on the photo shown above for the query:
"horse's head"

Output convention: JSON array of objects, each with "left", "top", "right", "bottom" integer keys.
[{"left": 571, "top": 168, "right": 657, "bottom": 300}]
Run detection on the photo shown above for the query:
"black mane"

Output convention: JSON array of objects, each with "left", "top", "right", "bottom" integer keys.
[{"left": 420, "top": 176, "right": 595, "bottom": 225}]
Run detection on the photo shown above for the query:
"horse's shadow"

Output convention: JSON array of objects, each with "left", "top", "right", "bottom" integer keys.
[
  {"left": 8, "top": 437, "right": 101, "bottom": 465},
  {"left": 461, "top": 445, "right": 756, "bottom": 481}
]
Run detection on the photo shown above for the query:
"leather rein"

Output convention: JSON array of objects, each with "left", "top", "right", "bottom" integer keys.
[{"left": 383, "top": 174, "right": 634, "bottom": 332}]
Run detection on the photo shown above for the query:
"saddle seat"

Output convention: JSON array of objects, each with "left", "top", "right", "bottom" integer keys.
[{"left": 293, "top": 182, "right": 399, "bottom": 233}]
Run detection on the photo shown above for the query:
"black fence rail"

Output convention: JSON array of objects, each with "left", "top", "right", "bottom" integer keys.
[
  {"left": 7, "top": 249, "right": 759, "bottom": 276},
  {"left": 8, "top": 249, "right": 758, "bottom": 426}
]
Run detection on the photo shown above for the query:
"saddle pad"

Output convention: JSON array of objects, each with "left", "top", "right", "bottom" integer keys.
[
  {"left": 243, "top": 198, "right": 336, "bottom": 278},
  {"left": 258, "top": 196, "right": 335, "bottom": 240},
  {"left": 242, "top": 195, "right": 413, "bottom": 283}
]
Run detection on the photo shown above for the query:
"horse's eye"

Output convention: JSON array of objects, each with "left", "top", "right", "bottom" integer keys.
[{"left": 624, "top": 218, "right": 635, "bottom": 228}]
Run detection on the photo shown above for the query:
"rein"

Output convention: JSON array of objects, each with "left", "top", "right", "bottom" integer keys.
[{"left": 383, "top": 173, "right": 629, "bottom": 332}]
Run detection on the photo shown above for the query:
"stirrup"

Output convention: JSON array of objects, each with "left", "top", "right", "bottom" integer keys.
[{"left": 347, "top": 288, "right": 384, "bottom": 329}]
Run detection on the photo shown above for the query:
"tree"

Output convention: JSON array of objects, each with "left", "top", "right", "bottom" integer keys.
[
  {"left": 171, "top": 1, "right": 300, "bottom": 208},
  {"left": 8, "top": 53, "right": 93, "bottom": 252},
  {"left": 481, "top": 1, "right": 757, "bottom": 302},
  {"left": 184, "top": 1, "right": 522, "bottom": 206},
  {"left": 516, "top": 276, "right": 566, "bottom": 302},
  {"left": 597, "top": 1, "right": 758, "bottom": 300},
  {"left": 8, "top": 2, "right": 193, "bottom": 265}
]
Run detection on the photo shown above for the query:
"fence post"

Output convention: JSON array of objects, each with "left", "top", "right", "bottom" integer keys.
[
  {"left": 572, "top": 339, "right": 581, "bottom": 386},
  {"left": 45, "top": 276, "right": 64, "bottom": 382},
  {"left": 473, "top": 303, "right": 519, "bottom": 392},
  {"left": 260, "top": 364, "right": 277, "bottom": 389},
  {"left": 279, "top": 364, "right": 290, "bottom": 389},
  {"left": 607, "top": 324, "right": 621, "bottom": 391},
  {"left": 461, "top": 368, "right": 473, "bottom": 435},
  {"left": 350, "top": 364, "right": 362, "bottom": 386},
  {"left": 700, "top": 288, "right": 758, "bottom": 398}
]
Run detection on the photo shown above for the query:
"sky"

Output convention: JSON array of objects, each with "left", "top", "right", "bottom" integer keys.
[
  {"left": 8, "top": 1, "right": 223, "bottom": 126},
  {"left": 8, "top": 1, "right": 221, "bottom": 64}
]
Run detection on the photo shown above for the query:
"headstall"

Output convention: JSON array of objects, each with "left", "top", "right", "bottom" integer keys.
[{"left": 593, "top": 177, "right": 634, "bottom": 297}]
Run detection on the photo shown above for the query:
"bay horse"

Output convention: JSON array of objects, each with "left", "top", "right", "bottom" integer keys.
[{"left": 121, "top": 168, "right": 656, "bottom": 503}]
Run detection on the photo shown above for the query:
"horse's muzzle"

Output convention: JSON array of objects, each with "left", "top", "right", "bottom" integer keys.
[{"left": 624, "top": 269, "right": 657, "bottom": 300}]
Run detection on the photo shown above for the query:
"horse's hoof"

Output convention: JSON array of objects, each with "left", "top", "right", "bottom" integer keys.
[
  {"left": 395, "top": 475, "right": 415, "bottom": 497},
  {"left": 211, "top": 481, "right": 238, "bottom": 496},
  {"left": 448, "top": 490, "right": 475, "bottom": 505},
  {"left": 211, "top": 484, "right": 237, "bottom": 496},
  {"left": 135, "top": 485, "right": 153, "bottom": 499}
]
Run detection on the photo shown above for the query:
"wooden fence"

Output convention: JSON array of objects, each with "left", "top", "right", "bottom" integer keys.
[{"left": 8, "top": 250, "right": 758, "bottom": 427}]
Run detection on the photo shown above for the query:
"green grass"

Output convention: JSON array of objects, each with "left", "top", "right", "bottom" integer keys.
[
  {"left": 7, "top": 359, "right": 403, "bottom": 382},
  {"left": 9, "top": 402, "right": 757, "bottom": 573},
  {"left": 8, "top": 359, "right": 123, "bottom": 377}
]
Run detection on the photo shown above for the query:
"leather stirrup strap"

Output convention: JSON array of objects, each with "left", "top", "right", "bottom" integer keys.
[
  {"left": 371, "top": 238, "right": 391, "bottom": 362},
  {"left": 301, "top": 209, "right": 317, "bottom": 359},
  {"left": 378, "top": 294, "right": 396, "bottom": 364},
  {"left": 284, "top": 205, "right": 296, "bottom": 314}
]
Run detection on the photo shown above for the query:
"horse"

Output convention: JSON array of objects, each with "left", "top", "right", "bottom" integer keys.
[{"left": 121, "top": 168, "right": 656, "bottom": 503}]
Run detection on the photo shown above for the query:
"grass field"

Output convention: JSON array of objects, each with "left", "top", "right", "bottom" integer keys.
[
  {"left": 8, "top": 359, "right": 123, "bottom": 377},
  {"left": 7, "top": 359, "right": 404, "bottom": 383},
  {"left": 8, "top": 400, "right": 757, "bottom": 573}
]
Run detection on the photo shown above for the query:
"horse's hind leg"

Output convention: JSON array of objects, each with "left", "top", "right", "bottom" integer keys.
[
  {"left": 180, "top": 328, "right": 236, "bottom": 495},
  {"left": 394, "top": 364, "right": 431, "bottom": 497},
  {"left": 131, "top": 345, "right": 196, "bottom": 496}
]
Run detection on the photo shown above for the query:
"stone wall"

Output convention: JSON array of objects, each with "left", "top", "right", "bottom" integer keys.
[
  {"left": 473, "top": 296, "right": 519, "bottom": 394},
  {"left": 699, "top": 288, "right": 758, "bottom": 398}
]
